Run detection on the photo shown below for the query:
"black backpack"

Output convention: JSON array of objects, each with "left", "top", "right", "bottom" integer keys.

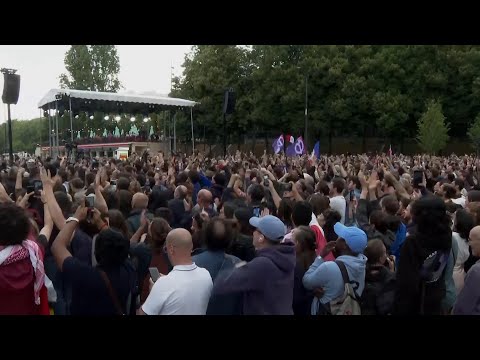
[
  {"left": 361, "top": 266, "right": 396, "bottom": 315},
  {"left": 418, "top": 250, "right": 449, "bottom": 315}
]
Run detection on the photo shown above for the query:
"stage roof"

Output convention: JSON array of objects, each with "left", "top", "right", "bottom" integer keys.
[{"left": 38, "top": 88, "right": 198, "bottom": 114}]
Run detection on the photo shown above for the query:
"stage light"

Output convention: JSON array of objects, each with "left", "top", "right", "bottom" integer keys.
[
  {"left": 115, "top": 116, "right": 121, "bottom": 121},
  {"left": 104, "top": 115, "right": 109, "bottom": 120},
  {"left": 89, "top": 115, "right": 94, "bottom": 120},
  {"left": 75, "top": 115, "right": 79, "bottom": 119},
  {"left": 130, "top": 117, "right": 136, "bottom": 122},
  {"left": 143, "top": 117, "right": 150, "bottom": 123}
]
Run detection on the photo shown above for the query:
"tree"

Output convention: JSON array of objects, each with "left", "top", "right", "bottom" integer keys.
[
  {"left": 467, "top": 113, "right": 480, "bottom": 153},
  {"left": 417, "top": 100, "right": 450, "bottom": 154},
  {"left": 59, "top": 45, "right": 121, "bottom": 92},
  {"left": 171, "top": 45, "right": 251, "bottom": 147}
]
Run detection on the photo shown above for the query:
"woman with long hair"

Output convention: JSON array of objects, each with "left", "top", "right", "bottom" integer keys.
[
  {"left": 394, "top": 196, "right": 453, "bottom": 315},
  {"left": 139, "top": 218, "right": 171, "bottom": 303},
  {"left": 452, "top": 209, "right": 474, "bottom": 294},
  {"left": 292, "top": 225, "right": 317, "bottom": 315}
]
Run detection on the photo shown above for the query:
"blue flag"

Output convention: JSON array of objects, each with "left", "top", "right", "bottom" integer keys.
[
  {"left": 313, "top": 141, "right": 320, "bottom": 158},
  {"left": 286, "top": 143, "right": 296, "bottom": 157}
]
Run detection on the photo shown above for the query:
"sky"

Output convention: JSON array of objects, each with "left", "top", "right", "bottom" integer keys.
[{"left": 0, "top": 45, "right": 192, "bottom": 122}]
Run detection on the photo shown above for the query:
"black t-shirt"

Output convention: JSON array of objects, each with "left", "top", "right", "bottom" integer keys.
[{"left": 62, "top": 257, "right": 137, "bottom": 315}]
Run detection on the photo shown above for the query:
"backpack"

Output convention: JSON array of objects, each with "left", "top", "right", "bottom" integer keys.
[
  {"left": 360, "top": 266, "right": 396, "bottom": 315},
  {"left": 320, "top": 260, "right": 362, "bottom": 315},
  {"left": 418, "top": 250, "right": 449, "bottom": 315},
  {"left": 329, "top": 260, "right": 362, "bottom": 315}
]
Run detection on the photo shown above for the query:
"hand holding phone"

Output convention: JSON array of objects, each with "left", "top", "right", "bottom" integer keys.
[
  {"left": 149, "top": 267, "right": 162, "bottom": 283},
  {"left": 263, "top": 175, "right": 269, "bottom": 187}
]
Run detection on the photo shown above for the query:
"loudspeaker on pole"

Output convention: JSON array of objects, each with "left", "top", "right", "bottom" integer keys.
[{"left": 2, "top": 73, "right": 20, "bottom": 105}]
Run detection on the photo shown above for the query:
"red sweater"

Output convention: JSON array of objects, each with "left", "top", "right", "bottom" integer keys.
[{"left": 311, "top": 225, "right": 335, "bottom": 262}]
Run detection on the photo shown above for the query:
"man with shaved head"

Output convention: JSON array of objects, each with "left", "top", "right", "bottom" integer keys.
[
  {"left": 453, "top": 226, "right": 480, "bottom": 315},
  {"left": 139, "top": 229, "right": 213, "bottom": 315},
  {"left": 126, "top": 192, "right": 152, "bottom": 234}
]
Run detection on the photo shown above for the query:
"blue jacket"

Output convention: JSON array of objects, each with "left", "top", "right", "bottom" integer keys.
[
  {"left": 390, "top": 222, "right": 407, "bottom": 263},
  {"left": 303, "top": 254, "right": 367, "bottom": 315},
  {"left": 193, "top": 250, "right": 242, "bottom": 315},
  {"left": 213, "top": 244, "right": 296, "bottom": 315}
]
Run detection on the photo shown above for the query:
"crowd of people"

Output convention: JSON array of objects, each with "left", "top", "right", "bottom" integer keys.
[{"left": 1, "top": 149, "right": 480, "bottom": 315}]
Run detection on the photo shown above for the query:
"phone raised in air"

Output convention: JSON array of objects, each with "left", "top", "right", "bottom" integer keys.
[
  {"left": 263, "top": 175, "right": 269, "bottom": 187},
  {"left": 33, "top": 180, "right": 43, "bottom": 195},
  {"left": 149, "top": 267, "right": 161, "bottom": 283},
  {"left": 86, "top": 194, "right": 96, "bottom": 208}
]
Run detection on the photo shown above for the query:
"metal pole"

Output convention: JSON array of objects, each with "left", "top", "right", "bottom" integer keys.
[
  {"left": 3, "top": 105, "right": 6, "bottom": 156},
  {"left": 39, "top": 109, "right": 42, "bottom": 158},
  {"left": 69, "top": 97, "right": 74, "bottom": 141},
  {"left": 173, "top": 112, "right": 177, "bottom": 152},
  {"left": 223, "top": 113, "right": 227, "bottom": 157},
  {"left": 48, "top": 105, "right": 52, "bottom": 158},
  {"left": 190, "top": 107, "right": 195, "bottom": 154},
  {"left": 55, "top": 101, "right": 60, "bottom": 158},
  {"left": 304, "top": 74, "right": 308, "bottom": 150},
  {"left": 7, "top": 104, "right": 13, "bottom": 166}
]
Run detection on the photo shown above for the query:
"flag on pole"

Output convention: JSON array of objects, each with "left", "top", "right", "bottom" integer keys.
[
  {"left": 313, "top": 141, "right": 320, "bottom": 158},
  {"left": 272, "top": 134, "right": 284, "bottom": 154},
  {"left": 286, "top": 143, "right": 296, "bottom": 157},
  {"left": 294, "top": 136, "right": 306, "bottom": 155}
]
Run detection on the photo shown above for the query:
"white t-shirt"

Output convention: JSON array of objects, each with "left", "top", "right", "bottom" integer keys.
[
  {"left": 142, "top": 263, "right": 213, "bottom": 315},
  {"left": 330, "top": 195, "right": 346, "bottom": 224},
  {"left": 452, "top": 197, "right": 466, "bottom": 208}
]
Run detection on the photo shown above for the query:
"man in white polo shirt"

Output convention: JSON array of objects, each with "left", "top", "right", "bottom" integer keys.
[{"left": 139, "top": 228, "right": 213, "bottom": 315}]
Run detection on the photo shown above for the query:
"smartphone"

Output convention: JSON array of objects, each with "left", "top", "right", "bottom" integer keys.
[
  {"left": 284, "top": 183, "right": 293, "bottom": 192},
  {"left": 33, "top": 180, "right": 43, "bottom": 195},
  {"left": 86, "top": 194, "right": 96, "bottom": 208},
  {"left": 413, "top": 170, "right": 423, "bottom": 188},
  {"left": 253, "top": 206, "right": 261, "bottom": 217},
  {"left": 27, "top": 185, "right": 35, "bottom": 194},
  {"left": 149, "top": 267, "right": 161, "bottom": 283},
  {"left": 263, "top": 175, "right": 269, "bottom": 187}
]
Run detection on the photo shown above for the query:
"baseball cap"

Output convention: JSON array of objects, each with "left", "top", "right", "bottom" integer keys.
[
  {"left": 334, "top": 222, "right": 367, "bottom": 254},
  {"left": 249, "top": 215, "right": 285, "bottom": 242}
]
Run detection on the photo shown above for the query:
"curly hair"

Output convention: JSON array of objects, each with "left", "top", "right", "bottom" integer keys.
[
  {"left": 411, "top": 195, "right": 451, "bottom": 250},
  {"left": 0, "top": 203, "right": 31, "bottom": 246},
  {"left": 149, "top": 218, "right": 171, "bottom": 250}
]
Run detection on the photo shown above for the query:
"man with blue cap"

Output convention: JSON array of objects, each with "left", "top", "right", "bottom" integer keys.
[
  {"left": 213, "top": 215, "right": 296, "bottom": 315},
  {"left": 303, "top": 222, "right": 368, "bottom": 315}
]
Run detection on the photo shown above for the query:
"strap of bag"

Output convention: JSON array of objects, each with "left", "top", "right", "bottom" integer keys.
[
  {"left": 99, "top": 270, "right": 125, "bottom": 316},
  {"left": 335, "top": 260, "right": 361, "bottom": 300}
]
